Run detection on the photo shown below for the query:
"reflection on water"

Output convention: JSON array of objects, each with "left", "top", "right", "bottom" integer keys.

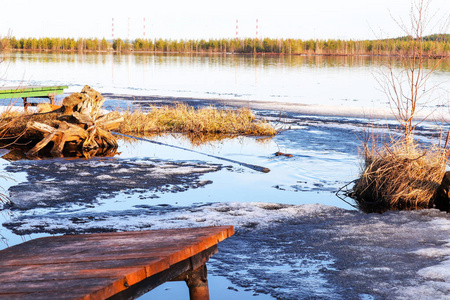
[
  {"left": 5, "top": 51, "right": 450, "bottom": 71},
  {"left": 2, "top": 52, "right": 449, "bottom": 113}
]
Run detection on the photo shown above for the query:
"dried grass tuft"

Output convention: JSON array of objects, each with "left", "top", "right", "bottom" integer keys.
[
  {"left": 36, "top": 103, "right": 52, "bottom": 113},
  {"left": 0, "top": 109, "right": 23, "bottom": 119},
  {"left": 351, "top": 138, "right": 448, "bottom": 212},
  {"left": 117, "top": 104, "right": 277, "bottom": 136}
]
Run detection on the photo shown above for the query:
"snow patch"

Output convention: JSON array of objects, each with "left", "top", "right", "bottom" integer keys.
[
  {"left": 4, "top": 202, "right": 339, "bottom": 234},
  {"left": 96, "top": 175, "right": 115, "bottom": 180},
  {"left": 4, "top": 201, "right": 450, "bottom": 299}
]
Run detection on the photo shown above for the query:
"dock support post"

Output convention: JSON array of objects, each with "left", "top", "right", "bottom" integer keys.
[
  {"left": 185, "top": 265, "right": 210, "bottom": 300},
  {"left": 23, "top": 97, "right": 28, "bottom": 113},
  {"left": 49, "top": 94, "right": 55, "bottom": 106}
]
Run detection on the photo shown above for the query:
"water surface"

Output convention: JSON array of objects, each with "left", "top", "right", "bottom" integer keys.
[
  {"left": 3, "top": 52, "right": 449, "bottom": 115},
  {"left": 1, "top": 52, "right": 450, "bottom": 299}
]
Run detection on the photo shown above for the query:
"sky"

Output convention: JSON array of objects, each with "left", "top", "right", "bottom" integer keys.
[{"left": 0, "top": 0, "right": 449, "bottom": 40}]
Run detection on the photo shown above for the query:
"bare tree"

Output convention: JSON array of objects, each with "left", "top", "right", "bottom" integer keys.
[
  {"left": 348, "top": 0, "right": 450, "bottom": 213},
  {"left": 376, "top": 0, "right": 449, "bottom": 140}
]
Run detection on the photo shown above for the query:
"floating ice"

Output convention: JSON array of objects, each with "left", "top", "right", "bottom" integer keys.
[{"left": 5, "top": 158, "right": 221, "bottom": 210}]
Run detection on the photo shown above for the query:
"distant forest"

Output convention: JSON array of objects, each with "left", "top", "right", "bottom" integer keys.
[{"left": 1, "top": 35, "right": 449, "bottom": 56}]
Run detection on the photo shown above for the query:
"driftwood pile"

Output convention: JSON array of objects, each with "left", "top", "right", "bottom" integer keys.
[{"left": 0, "top": 86, "right": 123, "bottom": 158}]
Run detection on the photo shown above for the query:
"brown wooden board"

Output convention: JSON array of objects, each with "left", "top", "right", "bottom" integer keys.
[{"left": 0, "top": 226, "right": 234, "bottom": 299}]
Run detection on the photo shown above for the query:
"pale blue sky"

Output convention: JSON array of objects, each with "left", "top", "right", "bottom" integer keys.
[{"left": 1, "top": 0, "right": 448, "bottom": 40}]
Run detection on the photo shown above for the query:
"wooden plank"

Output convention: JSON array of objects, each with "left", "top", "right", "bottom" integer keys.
[
  {"left": 0, "top": 86, "right": 68, "bottom": 99},
  {"left": 0, "top": 226, "right": 234, "bottom": 300},
  {"left": 0, "top": 278, "right": 117, "bottom": 294},
  {"left": 0, "top": 228, "right": 233, "bottom": 266},
  {"left": 0, "top": 290, "right": 92, "bottom": 300},
  {"left": 3, "top": 90, "right": 64, "bottom": 99},
  {"left": 0, "top": 258, "right": 171, "bottom": 291},
  {"left": 0, "top": 241, "right": 203, "bottom": 265},
  {"left": 0, "top": 90, "right": 65, "bottom": 97},
  {"left": 0, "top": 86, "right": 65, "bottom": 92},
  {"left": 108, "top": 246, "right": 217, "bottom": 300},
  {"left": 0, "top": 259, "right": 160, "bottom": 283},
  {"left": 0, "top": 85, "right": 68, "bottom": 93}
]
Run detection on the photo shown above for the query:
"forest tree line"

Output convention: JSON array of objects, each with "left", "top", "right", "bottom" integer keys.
[{"left": 1, "top": 35, "right": 449, "bottom": 56}]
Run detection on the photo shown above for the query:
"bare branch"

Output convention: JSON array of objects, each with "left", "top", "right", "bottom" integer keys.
[{"left": 377, "top": 0, "right": 449, "bottom": 139}]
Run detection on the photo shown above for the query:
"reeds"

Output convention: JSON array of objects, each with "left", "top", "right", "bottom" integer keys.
[
  {"left": 117, "top": 104, "right": 277, "bottom": 136},
  {"left": 351, "top": 138, "right": 448, "bottom": 212}
]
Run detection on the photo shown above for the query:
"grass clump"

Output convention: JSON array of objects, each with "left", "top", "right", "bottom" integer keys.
[
  {"left": 117, "top": 104, "right": 277, "bottom": 136},
  {"left": 348, "top": 1, "right": 450, "bottom": 213},
  {"left": 0, "top": 109, "right": 22, "bottom": 119},
  {"left": 351, "top": 138, "right": 448, "bottom": 213}
]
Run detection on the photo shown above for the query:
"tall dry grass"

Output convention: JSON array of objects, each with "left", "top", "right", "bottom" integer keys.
[
  {"left": 117, "top": 104, "right": 277, "bottom": 136},
  {"left": 0, "top": 109, "right": 22, "bottom": 119},
  {"left": 351, "top": 138, "right": 448, "bottom": 212},
  {"left": 348, "top": 1, "right": 450, "bottom": 213}
]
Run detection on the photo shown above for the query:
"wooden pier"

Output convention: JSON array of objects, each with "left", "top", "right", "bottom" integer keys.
[
  {"left": 0, "top": 85, "right": 68, "bottom": 111},
  {"left": 0, "top": 226, "right": 234, "bottom": 300}
]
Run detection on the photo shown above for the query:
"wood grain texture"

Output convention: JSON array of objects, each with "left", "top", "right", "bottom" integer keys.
[{"left": 0, "top": 226, "right": 234, "bottom": 300}]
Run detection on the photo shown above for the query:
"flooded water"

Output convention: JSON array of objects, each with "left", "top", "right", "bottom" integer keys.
[{"left": 1, "top": 52, "right": 450, "bottom": 299}]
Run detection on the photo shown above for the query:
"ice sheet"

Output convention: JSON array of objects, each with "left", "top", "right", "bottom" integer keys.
[{"left": 3, "top": 202, "right": 450, "bottom": 299}]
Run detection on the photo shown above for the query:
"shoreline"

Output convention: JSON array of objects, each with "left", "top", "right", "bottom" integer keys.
[
  {"left": 4, "top": 48, "right": 450, "bottom": 59},
  {"left": 103, "top": 93, "right": 389, "bottom": 118},
  {"left": 2, "top": 91, "right": 448, "bottom": 125},
  {"left": 103, "top": 93, "right": 450, "bottom": 123}
]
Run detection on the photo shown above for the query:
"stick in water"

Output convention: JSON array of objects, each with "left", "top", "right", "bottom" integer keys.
[{"left": 112, "top": 132, "right": 271, "bottom": 173}]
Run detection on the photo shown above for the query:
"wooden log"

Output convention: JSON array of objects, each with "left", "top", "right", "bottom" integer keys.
[
  {"left": 50, "top": 131, "right": 67, "bottom": 157},
  {"left": 83, "top": 126, "right": 98, "bottom": 150},
  {"left": 26, "top": 121, "right": 55, "bottom": 135},
  {"left": 72, "top": 111, "right": 94, "bottom": 127},
  {"left": 26, "top": 121, "right": 92, "bottom": 157},
  {"left": 75, "top": 85, "right": 105, "bottom": 120},
  {"left": 61, "top": 92, "right": 87, "bottom": 115},
  {"left": 96, "top": 112, "right": 124, "bottom": 131},
  {"left": 96, "top": 127, "right": 118, "bottom": 148},
  {"left": 26, "top": 130, "right": 58, "bottom": 157}
]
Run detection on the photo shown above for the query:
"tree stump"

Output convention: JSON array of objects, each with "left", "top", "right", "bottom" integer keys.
[{"left": 0, "top": 86, "right": 123, "bottom": 158}]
